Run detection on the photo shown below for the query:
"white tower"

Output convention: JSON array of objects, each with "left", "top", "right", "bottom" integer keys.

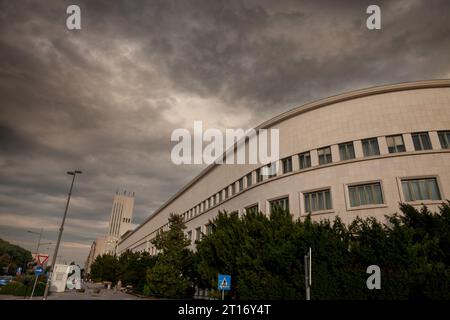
[{"left": 105, "top": 190, "right": 135, "bottom": 254}]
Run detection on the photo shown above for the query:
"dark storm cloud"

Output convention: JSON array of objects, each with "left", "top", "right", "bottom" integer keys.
[{"left": 1, "top": 0, "right": 450, "bottom": 263}]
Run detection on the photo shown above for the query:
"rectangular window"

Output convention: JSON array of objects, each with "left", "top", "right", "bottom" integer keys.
[
  {"left": 318, "top": 147, "right": 332, "bottom": 165},
  {"left": 245, "top": 204, "right": 259, "bottom": 215},
  {"left": 438, "top": 131, "right": 450, "bottom": 149},
  {"left": 401, "top": 178, "right": 441, "bottom": 202},
  {"left": 224, "top": 187, "right": 229, "bottom": 199},
  {"left": 195, "top": 227, "right": 202, "bottom": 241},
  {"left": 207, "top": 198, "right": 211, "bottom": 209},
  {"left": 304, "top": 189, "right": 332, "bottom": 213},
  {"left": 246, "top": 173, "right": 252, "bottom": 187},
  {"left": 231, "top": 183, "right": 236, "bottom": 195},
  {"left": 412, "top": 132, "right": 432, "bottom": 151},
  {"left": 269, "top": 197, "right": 289, "bottom": 212},
  {"left": 348, "top": 183, "right": 384, "bottom": 207},
  {"left": 266, "top": 162, "right": 277, "bottom": 178},
  {"left": 256, "top": 168, "right": 263, "bottom": 183},
  {"left": 386, "top": 135, "right": 406, "bottom": 153},
  {"left": 205, "top": 224, "right": 213, "bottom": 236},
  {"left": 299, "top": 151, "right": 311, "bottom": 169},
  {"left": 212, "top": 195, "right": 216, "bottom": 206},
  {"left": 187, "top": 231, "right": 192, "bottom": 241},
  {"left": 362, "top": 138, "right": 380, "bottom": 157},
  {"left": 339, "top": 142, "right": 355, "bottom": 161},
  {"left": 219, "top": 191, "right": 222, "bottom": 203},
  {"left": 239, "top": 178, "right": 244, "bottom": 192},
  {"left": 282, "top": 157, "right": 293, "bottom": 174}
]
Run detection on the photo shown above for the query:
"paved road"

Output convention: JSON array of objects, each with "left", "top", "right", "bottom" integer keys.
[{"left": 0, "top": 283, "right": 152, "bottom": 300}]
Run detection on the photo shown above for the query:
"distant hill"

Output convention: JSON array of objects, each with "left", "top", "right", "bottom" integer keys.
[{"left": 0, "top": 238, "right": 32, "bottom": 275}]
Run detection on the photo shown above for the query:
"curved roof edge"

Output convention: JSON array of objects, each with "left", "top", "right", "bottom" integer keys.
[{"left": 120, "top": 78, "right": 450, "bottom": 244}]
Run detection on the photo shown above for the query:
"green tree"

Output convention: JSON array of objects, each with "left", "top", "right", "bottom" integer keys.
[
  {"left": 118, "top": 250, "right": 156, "bottom": 293},
  {"left": 193, "top": 202, "right": 450, "bottom": 300},
  {"left": 90, "top": 254, "right": 119, "bottom": 284},
  {"left": 144, "top": 213, "right": 194, "bottom": 298},
  {"left": 0, "top": 239, "right": 32, "bottom": 275}
]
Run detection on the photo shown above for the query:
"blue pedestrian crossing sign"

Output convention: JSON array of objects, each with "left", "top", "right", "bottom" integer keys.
[
  {"left": 218, "top": 274, "right": 231, "bottom": 291},
  {"left": 34, "top": 266, "right": 44, "bottom": 276}
]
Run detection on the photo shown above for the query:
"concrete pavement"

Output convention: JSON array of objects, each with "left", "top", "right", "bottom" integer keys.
[{"left": 0, "top": 282, "right": 153, "bottom": 300}]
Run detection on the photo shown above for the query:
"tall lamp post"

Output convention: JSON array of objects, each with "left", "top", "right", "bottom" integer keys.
[
  {"left": 43, "top": 170, "right": 82, "bottom": 300},
  {"left": 27, "top": 229, "right": 43, "bottom": 254}
]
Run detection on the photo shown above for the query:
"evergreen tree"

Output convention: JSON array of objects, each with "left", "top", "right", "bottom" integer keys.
[{"left": 144, "top": 213, "right": 194, "bottom": 298}]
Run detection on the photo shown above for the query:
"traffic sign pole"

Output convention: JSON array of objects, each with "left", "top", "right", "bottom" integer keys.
[
  {"left": 30, "top": 275, "right": 39, "bottom": 299},
  {"left": 304, "top": 247, "right": 312, "bottom": 300},
  {"left": 31, "top": 266, "right": 44, "bottom": 299}
]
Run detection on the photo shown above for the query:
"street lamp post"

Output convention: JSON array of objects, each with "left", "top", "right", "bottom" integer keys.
[
  {"left": 28, "top": 229, "right": 43, "bottom": 254},
  {"left": 43, "top": 170, "right": 82, "bottom": 300}
]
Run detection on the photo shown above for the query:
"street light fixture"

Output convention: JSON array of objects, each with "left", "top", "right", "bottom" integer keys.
[{"left": 43, "top": 170, "right": 82, "bottom": 300}]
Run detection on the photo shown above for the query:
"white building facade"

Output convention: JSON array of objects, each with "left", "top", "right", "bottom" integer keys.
[
  {"left": 84, "top": 236, "right": 106, "bottom": 274},
  {"left": 118, "top": 79, "right": 450, "bottom": 255}
]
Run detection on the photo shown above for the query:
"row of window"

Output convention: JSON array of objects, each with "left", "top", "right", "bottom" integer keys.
[
  {"left": 181, "top": 130, "right": 450, "bottom": 223},
  {"left": 180, "top": 177, "right": 444, "bottom": 246},
  {"left": 266, "top": 177, "right": 442, "bottom": 214}
]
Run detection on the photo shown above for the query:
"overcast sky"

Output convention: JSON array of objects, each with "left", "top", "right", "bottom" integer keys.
[{"left": 1, "top": 0, "right": 450, "bottom": 265}]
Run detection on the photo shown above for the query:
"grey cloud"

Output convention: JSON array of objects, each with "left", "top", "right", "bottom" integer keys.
[{"left": 1, "top": 0, "right": 449, "bottom": 265}]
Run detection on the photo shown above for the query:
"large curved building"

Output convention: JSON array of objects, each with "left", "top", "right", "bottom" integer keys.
[{"left": 118, "top": 79, "right": 450, "bottom": 255}]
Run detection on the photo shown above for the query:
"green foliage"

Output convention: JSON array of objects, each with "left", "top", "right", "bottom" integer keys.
[
  {"left": 195, "top": 202, "right": 450, "bottom": 300},
  {"left": 118, "top": 250, "right": 156, "bottom": 293},
  {"left": 91, "top": 201, "right": 450, "bottom": 300},
  {"left": 0, "top": 238, "right": 33, "bottom": 275},
  {"left": 144, "top": 213, "right": 194, "bottom": 298},
  {"left": 90, "top": 254, "right": 119, "bottom": 285}
]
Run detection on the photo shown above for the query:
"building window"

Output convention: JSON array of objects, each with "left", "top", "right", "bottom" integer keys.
[
  {"left": 412, "top": 132, "right": 432, "bottom": 151},
  {"left": 207, "top": 198, "right": 211, "bottom": 209},
  {"left": 282, "top": 157, "right": 293, "bottom": 174},
  {"left": 401, "top": 178, "right": 441, "bottom": 202},
  {"left": 339, "top": 142, "right": 355, "bottom": 161},
  {"left": 245, "top": 204, "right": 259, "bottom": 215},
  {"left": 224, "top": 187, "right": 229, "bottom": 199},
  {"left": 256, "top": 168, "right": 263, "bottom": 183},
  {"left": 362, "top": 138, "right": 380, "bottom": 157},
  {"left": 187, "top": 230, "right": 192, "bottom": 242},
  {"left": 438, "top": 131, "right": 450, "bottom": 149},
  {"left": 348, "top": 183, "right": 384, "bottom": 207},
  {"left": 386, "top": 135, "right": 406, "bottom": 153},
  {"left": 266, "top": 162, "right": 277, "bottom": 178},
  {"left": 205, "top": 224, "right": 213, "bottom": 236},
  {"left": 318, "top": 147, "right": 332, "bottom": 165},
  {"left": 239, "top": 178, "right": 244, "bottom": 192},
  {"left": 246, "top": 173, "right": 252, "bottom": 187},
  {"left": 299, "top": 151, "right": 311, "bottom": 169},
  {"left": 269, "top": 197, "right": 289, "bottom": 212},
  {"left": 231, "top": 183, "right": 236, "bottom": 195},
  {"left": 195, "top": 227, "right": 202, "bottom": 241},
  {"left": 304, "top": 189, "right": 332, "bottom": 213},
  {"left": 212, "top": 195, "right": 216, "bottom": 206},
  {"left": 218, "top": 191, "right": 222, "bottom": 203}
]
